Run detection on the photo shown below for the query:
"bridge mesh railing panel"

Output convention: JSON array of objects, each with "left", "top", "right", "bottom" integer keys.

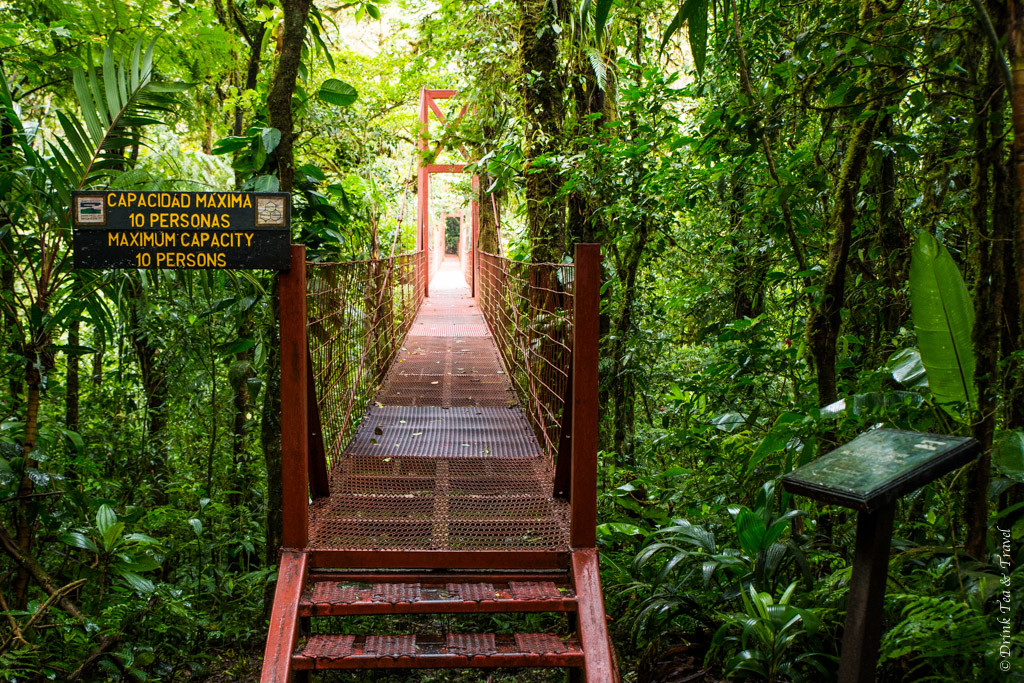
[
  {"left": 306, "top": 251, "right": 426, "bottom": 471},
  {"left": 477, "top": 252, "right": 574, "bottom": 465}
]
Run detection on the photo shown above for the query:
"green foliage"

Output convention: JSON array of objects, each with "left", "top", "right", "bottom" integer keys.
[
  {"left": 630, "top": 483, "right": 810, "bottom": 640},
  {"left": 2, "top": 0, "right": 1023, "bottom": 679},
  {"left": 994, "top": 430, "right": 1024, "bottom": 485},
  {"left": 710, "top": 583, "right": 833, "bottom": 682},
  {"left": 60, "top": 40, "right": 185, "bottom": 189},
  {"left": 879, "top": 593, "right": 991, "bottom": 676},
  {"left": 60, "top": 504, "right": 163, "bottom": 595}
]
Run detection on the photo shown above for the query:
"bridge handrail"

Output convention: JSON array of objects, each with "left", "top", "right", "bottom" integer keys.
[
  {"left": 305, "top": 250, "right": 427, "bottom": 472},
  {"left": 476, "top": 251, "right": 576, "bottom": 466}
]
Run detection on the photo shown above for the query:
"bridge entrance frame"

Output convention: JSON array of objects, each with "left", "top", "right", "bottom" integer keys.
[{"left": 417, "top": 88, "right": 480, "bottom": 297}]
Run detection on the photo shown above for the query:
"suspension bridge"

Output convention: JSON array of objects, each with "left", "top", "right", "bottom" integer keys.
[{"left": 260, "top": 90, "right": 616, "bottom": 681}]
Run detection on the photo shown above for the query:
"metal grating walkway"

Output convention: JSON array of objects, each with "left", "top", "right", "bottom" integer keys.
[{"left": 309, "top": 256, "right": 570, "bottom": 553}]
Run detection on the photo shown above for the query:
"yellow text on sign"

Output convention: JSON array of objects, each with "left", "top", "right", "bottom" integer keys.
[
  {"left": 107, "top": 192, "right": 253, "bottom": 209},
  {"left": 107, "top": 232, "right": 255, "bottom": 248}
]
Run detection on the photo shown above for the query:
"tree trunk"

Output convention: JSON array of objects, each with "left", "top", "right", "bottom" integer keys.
[
  {"left": 806, "top": 0, "right": 892, "bottom": 408},
  {"left": 2, "top": 251, "right": 19, "bottom": 405},
  {"left": 229, "top": 319, "right": 254, "bottom": 513},
  {"left": 267, "top": 0, "right": 310, "bottom": 194},
  {"left": 610, "top": 217, "right": 650, "bottom": 463},
  {"left": 12, "top": 357, "right": 42, "bottom": 607},
  {"left": 66, "top": 318, "right": 80, "bottom": 433},
  {"left": 966, "top": 54, "right": 1010, "bottom": 559},
  {"left": 518, "top": 0, "right": 565, "bottom": 262},
  {"left": 477, "top": 173, "right": 501, "bottom": 254},
  {"left": 727, "top": 179, "right": 766, "bottom": 320},
  {"left": 1, "top": 105, "right": 20, "bottom": 407},
  {"left": 91, "top": 339, "right": 103, "bottom": 387},
  {"left": 235, "top": 23, "right": 268, "bottom": 188},
  {"left": 566, "top": 41, "right": 609, "bottom": 246},
  {"left": 261, "top": 279, "right": 283, "bottom": 570},
  {"left": 126, "top": 277, "right": 169, "bottom": 504},
  {"left": 608, "top": 16, "right": 651, "bottom": 462},
  {"left": 874, "top": 114, "right": 910, "bottom": 341},
  {"left": 262, "top": 0, "right": 309, "bottom": 596},
  {"left": 1012, "top": 1, "right": 1024, "bottom": 328}
]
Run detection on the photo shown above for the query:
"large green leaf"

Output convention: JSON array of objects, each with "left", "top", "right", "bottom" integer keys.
[
  {"left": 908, "top": 232, "right": 976, "bottom": 407},
  {"left": 594, "top": 0, "right": 614, "bottom": 43},
  {"left": 994, "top": 430, "right": 1024, "bottom": 483},
  {"left": 887, "top": 347, "right": 928, "bottom": 388},
  {"left": 318, "top": 78, "right": 358, "bottom": 107},
  {"left": 117, "top": 569, "right": 155, "bottom": 594},
  {"left": 96, "top": 504, "right": 116, "bottom": 536},
  {"left": 687, "top": 0, "right": 708, "bottom": 76},
  {"left": 60, "top": 532, "right": 98, "bottom": 553},
  {"left": 660, "top": 0, "right": 708, "bottom": 76}
]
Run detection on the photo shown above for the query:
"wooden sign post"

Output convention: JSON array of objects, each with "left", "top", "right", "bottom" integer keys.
[
  {"left": 782, "top": 429, "right": 980, "bottom": 683},
  {"left": 72, "top": 190, "right": 291, "bottom": 269}
]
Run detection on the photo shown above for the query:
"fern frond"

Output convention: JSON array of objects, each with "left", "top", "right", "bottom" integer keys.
[{"left": 587, "top": 47, "right": 607, "bottom": 92}]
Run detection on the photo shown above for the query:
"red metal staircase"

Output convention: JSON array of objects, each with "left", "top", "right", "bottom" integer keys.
[{"left": 265, "top": 550, "right": 613, "bottom": 676}]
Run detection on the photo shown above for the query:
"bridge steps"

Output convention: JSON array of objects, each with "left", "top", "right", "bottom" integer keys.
[
  {"left": 299, "top": 574, "right": 577, "bottom": 616},
  {"left": 292, "top": 632, "right": 585, "bottom": 671},
  {"left": 291, "top": 568, "right": 593, "bottom": 674}
]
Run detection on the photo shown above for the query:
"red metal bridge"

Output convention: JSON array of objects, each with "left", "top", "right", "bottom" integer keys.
[{"left": 260, "top": 88, "right": 615, "bottom": 681}]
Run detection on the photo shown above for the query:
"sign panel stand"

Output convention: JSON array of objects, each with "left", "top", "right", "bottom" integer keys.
[{"left": 782, "top": 429, "right": 981, "bottom": 683}]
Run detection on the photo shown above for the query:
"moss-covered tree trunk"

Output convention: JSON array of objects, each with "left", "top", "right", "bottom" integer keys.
[
  {"left": 566, "top": 40, "right": 613, "bottom": 246},
  {"left": 477, "top": 175, "right": 500, "bottom": 254},
  {"left": 1012, "top": 0, "right": 1024, "bottom": 328},
  {"left": 874, "top": 113, "right": 910, "bottom": 342},
  {"left": 262, "top": 0, "right": 310, "bottom": 576},
  {"left": 966, "top": 52, "right": 1010, "bottom": 559},
  {"left": 806, "top": 0, "right": 895, "bottom": 408},
  {"left": 518, "top": 0, "right": 565, "bottom": 262},
  {"left": 608, "top": 17, "right": 649, "bottom": 462}
]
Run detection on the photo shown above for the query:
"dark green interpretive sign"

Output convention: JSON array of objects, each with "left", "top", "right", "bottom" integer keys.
[
  {"left": 782, "top": 428, "right": 980, "bottom": 512},
  {"left": 783, "top": 428, "right": 981, "bottom": 683},
  {"left": 72, "top": 190, "right": 291, "bottom": 270}
]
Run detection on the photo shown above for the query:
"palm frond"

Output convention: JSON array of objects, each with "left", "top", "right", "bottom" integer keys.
[{"left": 52, "top": 39, "right": 185, "bottom": 191}]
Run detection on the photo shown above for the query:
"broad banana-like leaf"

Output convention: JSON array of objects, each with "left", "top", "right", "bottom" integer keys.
[{"left": 908, "top": 232, "right": 976, "bottom": 406}]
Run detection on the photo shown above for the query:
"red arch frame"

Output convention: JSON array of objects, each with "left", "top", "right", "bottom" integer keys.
[{"left": 417, "top": 88, "right": 480, "bottom": 296}]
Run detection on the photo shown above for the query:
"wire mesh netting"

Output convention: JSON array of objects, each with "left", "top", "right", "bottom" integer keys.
[
  {"left": 306, "top": 251, "right": 426, "bottom": 471},
  {"left": 306, "top": 256, "right": 571, "bottom": 553},
  {"left": 477, "top": 252, "right": 575, "bottom": 465}
]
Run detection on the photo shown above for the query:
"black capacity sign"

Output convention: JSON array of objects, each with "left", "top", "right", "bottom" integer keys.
[{"left": 72, "top": 191, "right": 291, "bottom": 270}]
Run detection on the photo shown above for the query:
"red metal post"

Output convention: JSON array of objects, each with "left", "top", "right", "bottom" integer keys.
[
  {"left": 471, "top": 175, "right": 480, "bottom": 297},
  {"left": 260, "top": 550, "right": 309, "bottom": 682},
  {"left": 570, "top": 243, "right": 600, "bottom": 548},
  {"left": 424, "top": 163, "right": 467, "bottom": 173},
  {"left": 572, "top": 549, "right": 620, "bottom": 682},
  {"left": 280, "top": 244, "right": 309, "bottom": 548},
  {"left": 418, "top": 89, "right": 430, "bottom": 298}
]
